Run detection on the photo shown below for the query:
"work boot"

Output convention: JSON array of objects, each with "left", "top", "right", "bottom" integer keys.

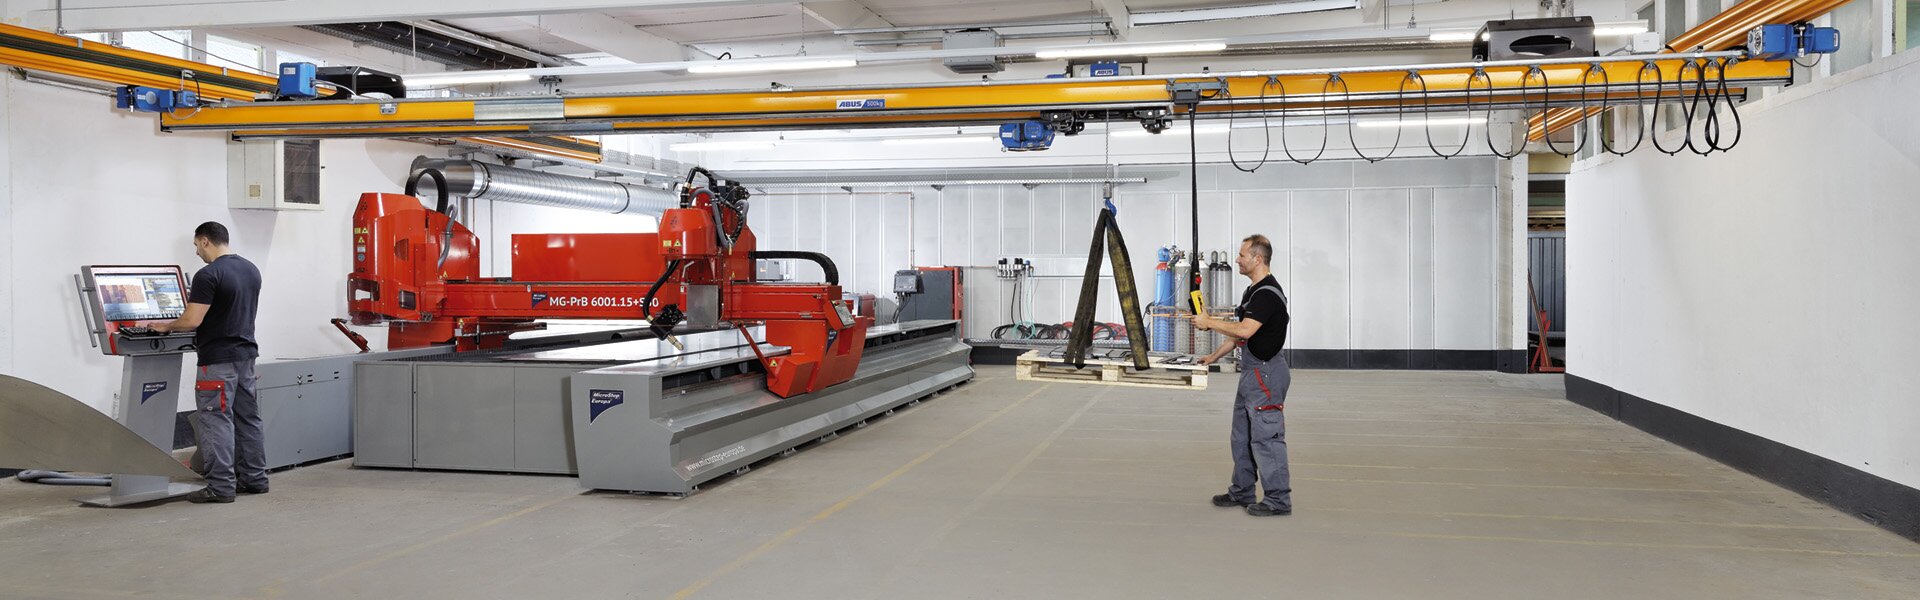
[
  {"left": 238, "top": 483, "right": 269, "bottom": 495},
  {"left": 186, "top": 489, "right": 234, "bottom": 504},
  {"left": 1211, "top": 494, "right": 1253, "bottom": 508},
  {"left": 1245, "top": 503, "right": 1291, "bottom": 517}
]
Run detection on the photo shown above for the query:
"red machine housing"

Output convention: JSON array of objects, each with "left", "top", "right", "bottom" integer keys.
[{"left": 347, "top": 188, "right": 870, "bottom": 398}]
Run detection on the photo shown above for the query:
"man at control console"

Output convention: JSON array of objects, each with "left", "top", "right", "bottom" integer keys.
[{"left": 150, "top": 222, "right": 264, "bottom": 504}]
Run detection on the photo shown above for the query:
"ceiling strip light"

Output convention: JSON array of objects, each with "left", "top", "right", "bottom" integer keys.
[
  {"left": 403, "top": 71, "right": 534, "bottom": 88},
  {"left": 1353, "top": 117, "right": 1486, "bottom": 128},
  {"left": 1130, "top": 0, "right": 1360, "bottom": 27},
  {"left": 1034, "top": 42, "right": 1227, "bottom": 59},
  {"left": 685, "top": 58, "right": 858, "bottom": 74},
  {"left": 669, "top": 140, "right": 777, "bottom": 152},
  {"left": 879, "top": 136, "right": 998, "bottom": 146}
]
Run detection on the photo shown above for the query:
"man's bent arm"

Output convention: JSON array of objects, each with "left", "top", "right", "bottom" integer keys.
[
  {"left": 152, "top": 303, "right": 209, "bottom": 333},
  {"left": 1212, "top": 317, "right": 1263, "bottom": 340}
]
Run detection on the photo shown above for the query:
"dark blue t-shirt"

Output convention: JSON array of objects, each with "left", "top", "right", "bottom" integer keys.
[{"left": 188, "top": 254, "right": 262, "bottom": 366}]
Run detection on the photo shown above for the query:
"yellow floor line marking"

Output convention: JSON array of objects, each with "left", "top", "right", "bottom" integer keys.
[
  {"left": 668, "top": 383, "right": 1055, "bottom": 600},
  {"left": 1070, "top": 426, "right": 1661, "bottom": 444},
  {"left": 307, "top": 494, "right": 573, "bottom": 585},
  {"left": 1087, "top": 413, "right": 1621, "bottom": 426},
  {"left": 858, "top": 389, "right": 1108, "bottom": 599},
  {"left": 1019, "top": 469, "right": 1758, "bottom": 494},
  {"left": 1055, "top": 436, "right": 1688, "bottom": 454},
  {"left": 968, "top": 515, "right": 1920, "bottom": 558},
  {"left": 980, "top": 496, "right": 1877, "bottom": 532},
  {"left": 1306, "top": 506, "right": 1882, "bottom": 532},
  {"left": 1029, "top": 456, "right": 1715, "bottom": 479},
  {"left": 1373, "top": 531, "right": 1920, "bottom": 558}
]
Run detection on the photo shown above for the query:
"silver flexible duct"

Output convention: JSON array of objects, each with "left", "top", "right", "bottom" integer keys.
[{"left": 410, "top": 157, "right": 680, "bottom": 216}]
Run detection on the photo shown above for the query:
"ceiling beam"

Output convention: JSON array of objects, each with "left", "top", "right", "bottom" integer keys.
[
  {"left": 515, "top": 13, "right": 702, "bottom": 63},
  {"left": 799, "top": 1, "right": 893, "bottom": 31},
  {"left": 8, "top": 0, "right": 799, "bottom": 33},
  {"left": 1095, "top": 0, "right": 1132, "bottom": 39}
]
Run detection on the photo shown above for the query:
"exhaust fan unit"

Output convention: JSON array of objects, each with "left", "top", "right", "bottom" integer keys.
[{"left": 942, "top": 29, "right": 1004, "bottom": 74}]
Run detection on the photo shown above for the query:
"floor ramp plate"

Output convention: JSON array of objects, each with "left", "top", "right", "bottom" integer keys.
[{"left": 0, "top": 375, "right": 200, "bottom": 479}]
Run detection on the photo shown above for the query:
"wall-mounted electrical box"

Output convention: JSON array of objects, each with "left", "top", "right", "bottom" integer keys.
[{"left": 228, "top": 139, "right": 322, "bottom": 210}]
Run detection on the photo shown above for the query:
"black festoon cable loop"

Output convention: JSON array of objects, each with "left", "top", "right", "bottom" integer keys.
[
  {"left": 1341, "top": 73, "right": 1398, "bottom": 162},
  {"left": 1535, "top": 65, "right": 1584, "bottom": 157},
  {"left": 1280, "top": 75, "right": 1332, "bottom": 164},
  {"left": 1445, "top": 68, "right": 1490, "bottom": 159},
  {"left": 1601, "top": 62, "right": 1648, "bottom": 156},
  {"left": 1485, "top": 66, "right": 1528, "bottom": 159},
  {"left": 1703, "top": 57, "right": 1744, "bottom": 152},
  {"left": 1677, "top": 57, "right": 1713, "bottom": 156},
  {"left": 1647, "top": 59, "right": 1685, "bottom": 156},
  {"left": 1227, "top": 76, "right": 1275, "bottom": 173}
]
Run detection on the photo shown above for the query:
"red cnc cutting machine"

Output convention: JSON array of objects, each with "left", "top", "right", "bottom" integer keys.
[{"left": 347, "top": 168, "right": 869, "bottom": 398}]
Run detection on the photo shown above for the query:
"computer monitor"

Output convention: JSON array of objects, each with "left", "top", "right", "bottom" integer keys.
[{"left": 83, "top": 265, "right": 188, "bottom": 323}]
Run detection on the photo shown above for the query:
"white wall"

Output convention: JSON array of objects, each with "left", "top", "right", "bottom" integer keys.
[
  {"left": 747, "top": 158, "right": 1517, "bottom": 351},
  {"left": 0, "top": 76, "right": 432, "bottom": 414},
  {"left": 1567, "top": 50, "right": 1920, "bottom": 489}
]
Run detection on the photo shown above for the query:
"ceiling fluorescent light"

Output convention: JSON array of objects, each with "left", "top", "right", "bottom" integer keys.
[
  {"left": 1111, "top": 125, "right": 1230, "bottom": 138},
  {"left": 1130, "top": 0, "right": 1360, "bottom": 27},
  {"left": 1035, "top": 42, "right": 1227, "bottom": 59},
  {"left": 1354, "top": 117, "right": 1486, "bottom": 128},
  {"left": 403, "top": 71, "right": 533, "bottom": 88},
  {"left": 1593, "top": 21, "right": 1650, "bottom": 36},
  {"left": 670, "top": 140, "right": 776, "bottom": 152},
  {"left": 1432, "top": 20, "right": 1647, "bottom": 43},
  {"left": 686, "top": 58, "right": 857, "bottom": 74},
  {"left": 880, "top": 136, "right": 998, "bottom": 146}
]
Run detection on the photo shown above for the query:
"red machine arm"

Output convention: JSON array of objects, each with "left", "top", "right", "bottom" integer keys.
[{"left": 347, "top": 168, "right": 870, "bottom": 397}]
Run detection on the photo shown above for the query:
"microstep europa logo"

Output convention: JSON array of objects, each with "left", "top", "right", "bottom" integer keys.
[
  {"left": 587, "top": 389, "right": 624, "bottom": 423},
  {"left": 835, "top": 98, "right": 885, "bottom": 110},
  {"left": 687, "top": 446, "right": 747, "bottom": 471},
  {"left": 140, "top": 382, "right": 167, "bottom": 404}
]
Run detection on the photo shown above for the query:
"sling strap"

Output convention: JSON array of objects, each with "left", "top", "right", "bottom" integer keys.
[{"left": 1066, "top": 207, "right": 1151, "bottom": 370}]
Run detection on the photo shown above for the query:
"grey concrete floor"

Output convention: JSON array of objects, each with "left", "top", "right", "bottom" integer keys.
[{"left": 1, "top": 367, "right": 1916, "bottom": 599}]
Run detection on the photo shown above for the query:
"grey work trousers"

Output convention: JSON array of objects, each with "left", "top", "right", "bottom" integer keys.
[
  {"left": 1227, "top": 348, "right": 1291, "bottom": 511},
  {"left": 189, "top": 360, "right": 266, "bottom": 497}
]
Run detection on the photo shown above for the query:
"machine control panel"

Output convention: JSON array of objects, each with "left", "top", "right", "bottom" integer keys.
[{"left": 77, "top": 265, "right": 198, "bottom": 356}]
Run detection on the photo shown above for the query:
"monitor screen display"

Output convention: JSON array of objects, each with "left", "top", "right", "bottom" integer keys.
[{"left": 96, "top": 271, "right": 186, "bottom": 322}]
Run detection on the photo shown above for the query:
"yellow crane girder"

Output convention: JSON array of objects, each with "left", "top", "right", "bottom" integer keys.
[{"left": 157, "top": 57, "right": 1789, "bottom": 139}]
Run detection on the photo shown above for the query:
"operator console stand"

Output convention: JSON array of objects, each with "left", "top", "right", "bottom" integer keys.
[{"left": 75, "top": 266, "right": 206, "bottom": 506}]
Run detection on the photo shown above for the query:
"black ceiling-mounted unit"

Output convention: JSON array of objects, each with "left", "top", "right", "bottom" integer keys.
[
  {"left": 1472, "top": 16, "right": 1597, "bottom": 61},
  {"left": 302, "top": 22, "right": 547, "bottom": 71}
]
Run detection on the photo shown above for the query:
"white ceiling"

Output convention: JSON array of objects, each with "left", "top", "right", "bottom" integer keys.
[{"left": 440, "top": 0, "right": 1264, "bottom": 61}]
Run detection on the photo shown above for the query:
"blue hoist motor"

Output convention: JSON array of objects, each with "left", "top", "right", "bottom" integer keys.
[
  {"left": 999, "top": 120, "right": 1056, "bottom": 151},
  {"left": 1747, "top": 23, "right": 1840, "bottom": 61}
]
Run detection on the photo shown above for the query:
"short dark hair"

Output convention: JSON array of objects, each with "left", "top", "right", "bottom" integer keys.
[
  {"left": 1242, "top": 234, "right": 1272, "bottom": 265},
  {"left": 194, "top": 221, "right": 230, "bottom": 246}
]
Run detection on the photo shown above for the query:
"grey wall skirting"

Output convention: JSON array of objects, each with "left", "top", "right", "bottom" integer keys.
[{"left": 1565, "top": 374, "right": 1920, "bottom": 543}]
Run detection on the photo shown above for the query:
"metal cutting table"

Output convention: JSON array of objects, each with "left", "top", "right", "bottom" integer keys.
[{"left": 352, "top": 319, "right": 971, "bottom": 493}]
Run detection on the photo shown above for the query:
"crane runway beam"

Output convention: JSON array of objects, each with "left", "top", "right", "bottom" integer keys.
[{"left": 158, "top": 57, "right": 1788, "bottom": 138}]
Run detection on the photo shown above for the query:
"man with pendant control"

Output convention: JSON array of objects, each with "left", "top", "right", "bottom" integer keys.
[{"left": 1193, "top": 234, "right": 1292, "bottom": 517}]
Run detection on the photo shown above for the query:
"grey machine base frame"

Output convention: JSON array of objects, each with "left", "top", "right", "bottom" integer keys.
[{"left": 352, "top": 320, "right": 973, "bottom": 494}]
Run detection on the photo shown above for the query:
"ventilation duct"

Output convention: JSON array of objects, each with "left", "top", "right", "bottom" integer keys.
[{"left": 410, "top": 158, "right": 680, "bottom": 216}]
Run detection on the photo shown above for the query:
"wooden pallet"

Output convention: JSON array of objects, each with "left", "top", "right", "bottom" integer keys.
[{"left": 1014, "top": 350, "right": 1209, "bottom": 390}]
